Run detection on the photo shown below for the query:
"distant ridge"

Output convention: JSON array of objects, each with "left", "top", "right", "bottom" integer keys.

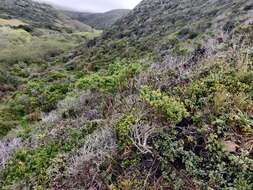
[
  {"left": 64, "top": 9, "right": 130, "bottom": 29},
  {"left": 0, "top": 0, "right": 93, "bottom": 32}
]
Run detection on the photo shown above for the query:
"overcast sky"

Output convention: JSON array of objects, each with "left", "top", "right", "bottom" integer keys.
[{"left": 34, "top": 0, "right": 142, "bottom": 12}]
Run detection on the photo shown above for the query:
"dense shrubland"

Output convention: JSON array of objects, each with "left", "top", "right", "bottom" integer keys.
[
  {"left": 0, "top": 0, "right": 253, "bottom": 189},
  {"left": 0, "top": 24, "right": 100, "bottom": 137},
  {"left": 1, "top": 27, "right": 252, "bottom": 189}
]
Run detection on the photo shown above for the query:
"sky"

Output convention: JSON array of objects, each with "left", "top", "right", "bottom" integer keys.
[{"left": 34, "top": 0, "right": 142, "bottom": 12}]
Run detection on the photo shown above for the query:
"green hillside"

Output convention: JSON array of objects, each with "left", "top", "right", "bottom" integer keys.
[
  {"left": 0, "top": 0, "right": 100, "bottom": 137},
  {"left": 0, "top": 0, "right": 93, "bottom": 32},
  {"left": 0, "top": 0, "right": 252, "bottom": 189},
  {"left": 64, "top": 9, "right": 130, "bottom": 30}
]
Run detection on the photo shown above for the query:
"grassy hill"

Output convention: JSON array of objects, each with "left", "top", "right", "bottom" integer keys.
[
  {"left": 68, "top": 0, "right": 253, "bottom": 66},
  {"left": 64, "top": 9, "right": 130, "bottom": 30},
  {"left": 0, "top": 0, "right": 252, "bottom": 189},
  {"left": 0, "top": 0, "right": 100, "bottom": 137},
  {"left": 0, "top": 0, "right": 93, "bottom": 32}
]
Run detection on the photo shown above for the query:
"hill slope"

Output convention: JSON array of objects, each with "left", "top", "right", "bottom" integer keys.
[
  {"left": 0, "top": 0, "right": 253, "bottom": 189},
  {"left": 0, "top": 0, "right": 100, "bottom": 136},
  {"left": 0, "top": 0, "right": 99, "bottom": 98},
  {"left": 64, "top": 9, "right": 130, "bottom": 29},
  {"left": 0, "top": 0, "right": 93, "bottom": 32},
  {"left": 69, "top": 0, "right": 253, "bottom": 66}
]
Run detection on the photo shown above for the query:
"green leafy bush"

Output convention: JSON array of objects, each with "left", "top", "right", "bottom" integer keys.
[
  {"left": 0, "top": 143, "right": 60, "bottom": 188},
  {"left": 76, "top": 62, "right": 142, "bottom": 91},
  {"left": 13, "top": 80, "right": 70, "bottom": 114},
  {"left": 154, "top": 130, "right": 253, "bottom": 189},
  {"left": 181, "top": 65, "right": 253, "bottom": 133},
  {"left": 140, "top": 86, "right": 188, "bottom": 124},
  {"left": 114, "top": 114, "right": 136, "bottom": 151},
  {"left": 0, "top": 104, "right": 22, "bottom": 137}
]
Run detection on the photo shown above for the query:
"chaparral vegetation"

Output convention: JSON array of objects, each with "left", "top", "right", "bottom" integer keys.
[{"left": 0, "top": 0, "right": 252, "bottom": 189}]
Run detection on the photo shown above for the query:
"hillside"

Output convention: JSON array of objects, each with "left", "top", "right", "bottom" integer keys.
[
  {"left": 64, "top": 9, "right": 130, "bottom": 29},
  {"left": 0, "top": 0, "right": 93, "bottom": 32},
  {"left": 69, "top": 0, "right": 253, "bottom": 67},
  {"left": 0, "top": 0, "right": 100, "bottom": 135},
  {"left": 0, "top": 0, "right": 253, "bottom": 189},
  {"left": 0, "top": 0, "right": 101, "bottom": 96}
]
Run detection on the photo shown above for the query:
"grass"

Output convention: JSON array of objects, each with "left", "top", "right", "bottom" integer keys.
[
  {"left": 0, "top": 18, "right": 27, "bottom": 27},
  {"left": 73, "top": 30, "right": 102, "bottom": 39}
]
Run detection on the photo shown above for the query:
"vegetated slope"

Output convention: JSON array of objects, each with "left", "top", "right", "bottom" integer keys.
[
  {"left": 0, "top": 0, "right": 253, "bottom": 189},
  {"left": 64, "top": 9, "right": 130, "bottom": 29},
  {"left": 0, "top": 0, "right": 99, "bottom": 98},
  {"left": 0, "top": 0, "right": 93, "bottom": 32},
  {"left": 70, "top": 0, "right": 253, "bottom": 67},
  {"left": 0, "top": 1, "right": 101, "bottom": 136}
]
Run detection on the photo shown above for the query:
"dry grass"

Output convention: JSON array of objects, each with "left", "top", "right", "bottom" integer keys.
[
  {"left": 68, "top": 127, "right": 116, "bottom": 175},
  {"left": 59, "top": 127, "right": 116, "bottom": 189},
  {"left": 0, "top": 137, "right": 22, "bottom": 169},
  {"left": 0, "top": 18, "right": 27, "bottom": 27}
]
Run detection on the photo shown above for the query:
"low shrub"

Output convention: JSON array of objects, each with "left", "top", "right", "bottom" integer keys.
[
  {"left": 0, "top": 121, "right": 100, "bottom": 189},
  {"left": 0, "top": 105, "right": 21, "bottom": 137},
  {"left": 153, "top": 129, "right": 253, "bottom": 189},
  {"left": 14, "top": 80, "right": 70, "bottom": 113},
  {"left": 140, "top": 86, "right": 188, "bottom": 124},
  {"left": 76, "top": 62, "right": 142, "bottom": 91},
  {"left": 114, "top": 114, "right": 136, "bottom": 151},
  {"left": 0, "top": 143, "right": 60, "bottom": 188}
]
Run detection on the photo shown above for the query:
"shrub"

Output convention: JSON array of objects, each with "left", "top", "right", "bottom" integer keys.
[
  {"left": 0, "top": 143, "right": 60, "bottom": 188},
  {"left": 213, "top": 87, "right": 230, "bottom": 114},
  {"left": 62, "top": 128, "right": 116, "bottom": 189},
  {"left": 153, "top": 129, "right": 253, "bottom": 189},
  {"left": 76, "top": 74, "right": 117, "bottom": 91},
  {"left": 177, "top": 27, "right": 198, "bottom": 40},
  {"left": 0, "top": 105, "right": 21, "bottom": 137},
  {"left": 0, "top": 120, "right": 19, "bottom": 138},
  {"left": 0, "top": 121, "right": 100, "bottom": 188},
  {"left": 228, "top": 111, "right": 253, "bottom": 133},
  {"left": 0, "top": 70, "right": 20, "bottom": 87},
  {"left": 140, "top": 86, "right": 188, "bottom": 124},
  {"left": 0, "top": 138, "right": 21, "bottom": 169},
  {"left": 114, "top": 114, "right": 136, "bottom": 151},
  {"left": 14, "top": 81, "right": 70, "bottom": 114},
  {"left": 185, "top": 69, "right": 252, "bottom": 110},
  {"left": 76, "top": 62, "right": 142, "bottom": 91}
]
